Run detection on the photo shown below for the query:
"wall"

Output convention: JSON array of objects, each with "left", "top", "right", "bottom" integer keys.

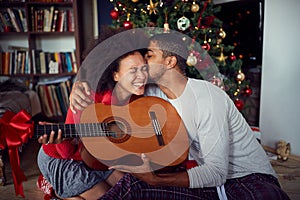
[{"left": 260, "top": 0, "right": 300, "bottom": 155}]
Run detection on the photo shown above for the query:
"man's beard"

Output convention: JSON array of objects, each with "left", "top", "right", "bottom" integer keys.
[{"left": 148, "top": 64, "right": 166, "bottom": 84}]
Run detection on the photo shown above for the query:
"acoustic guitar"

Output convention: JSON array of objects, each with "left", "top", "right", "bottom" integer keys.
[{"left": 35, "top": 96, "right": 189, "bottom": 172}]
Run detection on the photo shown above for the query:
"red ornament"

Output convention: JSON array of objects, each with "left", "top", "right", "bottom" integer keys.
[
  {"left": 243, "top": 87, "right": 253, "bottom": 96},
  {"left": 123, "top": 21, "right": 133, "bottom": 29},
  {"left": 230, "top": 53, "right": 236, "bottom": 61},
  {"left": 202, "top": 16, "right": 215, "bottom": 28},
  {"left": 201, "top": 42, "right": 210, "bottom": 51},
  {"left": 234, "top": 99, "right": 244, "bottom": 111},
  {"left": 110, "top": 10, "right": 119, "bottom": 20}
]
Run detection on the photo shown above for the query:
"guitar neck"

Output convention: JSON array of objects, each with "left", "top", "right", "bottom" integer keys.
[{"left": 34, "top": 123, "right": 112, "bottom": 138}]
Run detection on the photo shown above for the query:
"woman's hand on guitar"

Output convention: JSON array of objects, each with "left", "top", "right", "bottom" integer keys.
[
  {"left": 109, "top": 154, "right": 157, "bottom": 185},
  {"left": 38, "top": 121, "right": 63, "bottom": 144},
  {"left": 69, "top": 81, "right": 94, "bottom": 114}
]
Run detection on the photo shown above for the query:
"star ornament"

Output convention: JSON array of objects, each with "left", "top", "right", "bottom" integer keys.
[
  {"left": 148, "top": 0, "right": 159, "bottom": 15},
  {"left": 216, "top": 47, "right": 228, "bottom": 65}
]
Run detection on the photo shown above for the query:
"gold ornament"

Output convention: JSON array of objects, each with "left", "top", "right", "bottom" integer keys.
[
  {"left": 186, "top": 53, "right": 197, "bottom": 66},
  {"left": 191, "top": 2, "right": 200, "bottom": 13},
  {"left": 216, "top": 47, "right": 228, "bottom": 65},
  {"left": 132, "top": 0, "right": 139, "bottom": 2},
  {"left": 164, "top": 22, "right": 170, "bottom": 33},
  {"left": 218, "top": 28, "right": 226, "bottom": 39},
  {"left": 236, "top": 71, "right": 245, "bottom": 81},
  {"left": 148, "top": 0, "right": 159, "bottom": 15},
  {"left": 163, "top": 12, "right": 169, "bottom": 33}
]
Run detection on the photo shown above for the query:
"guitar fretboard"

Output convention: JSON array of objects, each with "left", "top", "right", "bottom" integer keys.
[{"left": 34, "top": 123, "right": 115, "bottom": 138}]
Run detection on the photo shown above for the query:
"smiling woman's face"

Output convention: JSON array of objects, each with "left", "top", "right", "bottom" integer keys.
[{"left": 113, "top": 51, "right": 148, "bottom": 100}]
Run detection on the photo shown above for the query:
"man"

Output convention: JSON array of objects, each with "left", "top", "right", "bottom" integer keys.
[{"left": 68, "top": 32, "right": 290, "bottom": 199}]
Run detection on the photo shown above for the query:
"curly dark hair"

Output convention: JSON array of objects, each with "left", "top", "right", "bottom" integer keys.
[
  {"left": 96, "top": 50, "right": 145, "bottom": 94},
  {"left": 79, "top": 26, "right": 149, "bottom": 95}
]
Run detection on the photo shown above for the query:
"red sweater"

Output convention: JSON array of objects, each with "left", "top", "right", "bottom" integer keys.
[
  {"left": 42, "top": 90, "right": 116, "bottom": 160},
  {"left": 42, "top": 90, "right": 140, "bottom": 160}
]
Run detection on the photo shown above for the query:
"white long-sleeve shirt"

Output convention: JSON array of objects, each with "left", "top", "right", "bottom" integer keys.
[{"left": 145, "top": 78, "right": 276, "bottom": 188}]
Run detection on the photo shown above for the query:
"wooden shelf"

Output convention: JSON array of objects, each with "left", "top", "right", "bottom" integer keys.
[{"left": 0, "top": 0, "right": 95, "bottom": 121}]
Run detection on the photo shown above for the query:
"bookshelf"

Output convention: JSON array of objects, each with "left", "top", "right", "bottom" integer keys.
[{"left": 0, "top": 0, "right": 95, "bottom": 122}]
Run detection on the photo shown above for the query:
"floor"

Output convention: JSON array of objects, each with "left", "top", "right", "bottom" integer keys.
[
  {"left": 0, "top": 140, "right": 44, "bottom": 200},
  {"left": 0, "top": 140, "right": 300, "bottom": 200},
  {"left": 270, "top": 157, "right": 300, "bottom": 200}
]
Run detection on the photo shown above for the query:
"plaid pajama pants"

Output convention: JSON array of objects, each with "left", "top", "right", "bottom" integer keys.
[{"left": 99, "top": 173, "right": 290, "bottom": 200}]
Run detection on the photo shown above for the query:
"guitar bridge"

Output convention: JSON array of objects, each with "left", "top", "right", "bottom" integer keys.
[{"left": 149, "top": 111, "right": 165, "bottom": 146}]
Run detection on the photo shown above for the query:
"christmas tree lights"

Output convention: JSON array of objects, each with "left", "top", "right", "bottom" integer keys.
[{"left": 108, "top": 0, "right": 252, "bottom": 111}]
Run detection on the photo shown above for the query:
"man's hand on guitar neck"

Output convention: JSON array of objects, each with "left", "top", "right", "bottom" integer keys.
[
  {"left": 70, "top": 81, "right": 93, "bottom": 114},
  {"left": 38, "top": 121, "right": 63, "bottom": 144}
]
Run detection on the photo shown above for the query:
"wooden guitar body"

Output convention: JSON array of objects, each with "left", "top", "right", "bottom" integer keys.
[{"left": 80, "top": 96, "right": 189, "bottom": 172}]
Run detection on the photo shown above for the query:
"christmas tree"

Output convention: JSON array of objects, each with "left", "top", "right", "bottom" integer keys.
[{"left": 107, "top": 0, "right": 252, "bottom": 111}]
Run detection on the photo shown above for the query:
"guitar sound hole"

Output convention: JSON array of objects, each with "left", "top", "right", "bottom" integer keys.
[
  {"left": 108, "top": 122, "right": 125, "bottom": 138},
  {"left": 106, "top": 117, "right": 131, "bottom": 144}
]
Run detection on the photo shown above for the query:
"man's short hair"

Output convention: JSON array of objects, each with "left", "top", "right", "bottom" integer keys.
[{"left": 149, "top": 33, "right": 189, "bottom": 72}]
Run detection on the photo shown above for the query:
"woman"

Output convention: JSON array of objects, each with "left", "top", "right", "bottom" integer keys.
[{"left": 37, "top": 28, "right": 149, "bottom": 200}]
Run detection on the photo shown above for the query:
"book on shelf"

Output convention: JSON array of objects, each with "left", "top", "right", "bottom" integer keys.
[
  {"left": 31, "top": 49, "right": 36, "bottom": 74},
  {"left": 67, "top": 9, "right": 74, "bottom": 32},
  {"left": 71, "top": 51, "right": 77, "bottom": 73},
  {"left": 57, "top": 10, "right": 65, "bottom": 32},
  {"left": 55, "top": 85, "right": 67, "bottom": 116},
  {"left": 27, "top": 6, "right": 74, "bottom": 33},
  {"left": 51, "top": 9, "right": 59, "bottom": 32},
  {"left": 65, "top": 52, "right": 73, "bottom": 73},
  {"left": 21, "top": 51, "right": 26, "bottom": 74},
  {"left": 6, "top": 8, "right": 20, "bottom": 32},
  {"left": 37, "top": 9, "right": 43, "bottom": 32},
  {"left": 47, "top": 6, "right": 54, "bottom": 32},
  {"left": 24, "top": 51, "right": 30, "bottom": 74},
  {"left": 59, "top": 81, "right": 70, "bottom": 116},
  {"left": 31, "top": 7, "right": 35, "bottom": 31},
  {"left": 37, "top": 84, "right": 53, "bottom": 118},
  {"left": 54, "top": 51, "right": 62, "bottom": 72},
  {"left": 0, "top": 10, "right": 15, "bottom": 32},
  {"left": 32, "top": 49, "right": 42, "bottom": 74},
  {"left": 44, "top": 84, "right": 55, "bottom": 117},
  {"left": 60, "top": 81, "right": 70, "bottom": 103},
  {"left": 28, "top": 6, "right": 75, "bottom": 32},
  {"left": 5, "top": 8, "right": 27, "bottom": 32},
  {"left": 11, "top": 8, "right": 24, "bottom": 32},
  {"left": 17, "top": 8, "right": 27, "bottom": 32},
  {"left": 50, "top": 84, "right": 62, "bottom": 116},
  {"left": 44, "top": 52, "right": 51, "bottom": 73},
  {"left": 36, "top": 77, "right": 72, "bottom": 118},
  {"left": 8, "top": 45, "right": 28, "bottom": 52},
  {"left": 0, "top": 46, "right": 30, "bottom": 75},
  {"left": 42, "top": 8, "right": 50, "bottom": 32},
  {"left": 2, "top": 52, "right": 10, "bottom": 75},
  {"left": 16, "top": 51, "right": 22, "bottom": 74},
  {"left": 9, "top": 51, "right": 14, "bottom": 75},
  {"left": 39, "top": 51, "right": 46, "bottom": 74},
  {"left": 31, "top": 50, "right": 76, "bottom": 74},
  {"left": 0, "top": 13, "right": 6, "bottom": 32},
  {"left": 40, "top": 6, "right": 55, "bottom": 32}
]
